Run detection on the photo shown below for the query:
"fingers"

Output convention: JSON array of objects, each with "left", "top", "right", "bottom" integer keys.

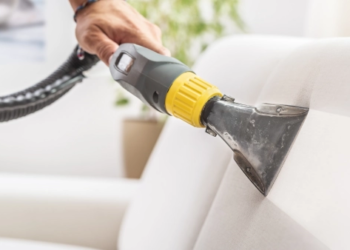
[
  {"left": 139, "top": 40, "right": 171, "bottom": 56},
  {"left": 93, "top": 33, "right": 119, "bottom": 65},
  {"left": 131, "top": 26, "right": 171, "bottom": 56},
  {"left": 75, "top": 0, "right": 171, "bottom": 65},
  {"left": 145, "top": 24, "right": 171, "bottom": 56},
  {"left": 77, "top": 25, "right": 119, "bottom": 65}
]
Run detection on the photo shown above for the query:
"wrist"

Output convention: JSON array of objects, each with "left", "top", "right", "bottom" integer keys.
[
  {"left": 69, "top": 0, "right": 88, "bottom": 10},
  {"left": 73, "top": 0, "right": 101, "bottom": 22},
  {"left": 69, "top": 0, "right": 114, "bottom": 10}
]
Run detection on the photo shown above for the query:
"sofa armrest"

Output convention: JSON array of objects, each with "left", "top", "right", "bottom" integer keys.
[{"left": 0, "top": 173, "right": 139, "bottom": 250}]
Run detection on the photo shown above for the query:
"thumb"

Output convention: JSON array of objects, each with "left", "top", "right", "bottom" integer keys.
[{"left": 93, "top": 33, "right": 119, "bottom": 65}]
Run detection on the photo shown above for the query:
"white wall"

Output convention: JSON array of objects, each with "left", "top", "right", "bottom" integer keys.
[
  {"left": 240, "top": 0, "right": 350, "bottom": 38},
  {"left": 305, "top": 0, "right": 350, "bottom": 37},
  {"left": 239, "top": 0, "right": 310, "bottom": 37},
  {"left": 0, "top": 1, "right": 139, "bottom": 178}
]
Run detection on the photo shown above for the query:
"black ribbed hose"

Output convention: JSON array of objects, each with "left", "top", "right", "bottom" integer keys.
[{"left": 0, "top": 46, "right": 100, "bottom": 122}]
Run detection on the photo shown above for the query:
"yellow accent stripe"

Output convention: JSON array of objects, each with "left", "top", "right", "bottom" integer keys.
[{"left": 165, "top": 72, "right": 222, "bottom": 128}]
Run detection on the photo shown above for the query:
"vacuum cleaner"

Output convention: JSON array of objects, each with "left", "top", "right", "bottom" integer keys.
[{"left": 0, "top": 44, "right": 308, "bottom": 196}]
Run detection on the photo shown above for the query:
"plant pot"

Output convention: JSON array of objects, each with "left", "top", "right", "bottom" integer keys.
[{"left": 122, "top": 119, "right": 164, "bottom": 179}]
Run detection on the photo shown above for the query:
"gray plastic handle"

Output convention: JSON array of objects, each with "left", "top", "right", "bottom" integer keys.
[{"left": 109, "top": 44, "right": 191, "bottom": 114}]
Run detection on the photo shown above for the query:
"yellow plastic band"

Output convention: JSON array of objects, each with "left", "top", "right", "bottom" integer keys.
[{"left": 165, "top": 72, "right": 222, "bottom": 127}]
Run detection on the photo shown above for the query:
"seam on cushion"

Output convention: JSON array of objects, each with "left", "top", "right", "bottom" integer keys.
[
  {"left": 191, "top": 156, "right": 232, "bottom": 250},
  {"left": 192, "top": 161, "right": 232, "bottom": 250}
]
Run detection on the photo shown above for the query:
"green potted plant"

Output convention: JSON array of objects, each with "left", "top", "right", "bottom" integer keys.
[{"left": 117, "top": 0, "right": 244, "bottom": 178}]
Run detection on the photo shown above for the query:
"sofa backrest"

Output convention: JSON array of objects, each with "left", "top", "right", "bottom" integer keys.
[{"left": 118, "top": 35, "right": 350, "bottom": 249}]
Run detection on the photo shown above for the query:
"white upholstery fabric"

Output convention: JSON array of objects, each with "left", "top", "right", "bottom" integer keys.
[
  {"left": 119, "top": 118, "right": 232, "bottom": 250},
  {"left": 118, "top": 36, "right": 314, "bottom": 250},
  {"left": 189, "top": 36, "right": 327, "bottom": 249},
  {"left": 0, "top": 174, "right": 138, "bottom": 250},
  {"left": 194, "top": 35, "right": 310, "bottom": 106},
  {"left": 260, "top": 38, "right": 350, "bottom": 249},
  {"left": 188, "top": 36, "right": 350, "bottom": 249},
  {"left": 0, "top": 238, "right": 98, "bottom": 250},
  {"left": 257, "top": 38, "right": 350, "bottom": 116},
  {"left": 194, "top": 160, "right": 327, "bottom": 250}
]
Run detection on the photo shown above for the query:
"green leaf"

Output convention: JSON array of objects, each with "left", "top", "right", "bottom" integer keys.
[
  {"left": 128, "top": 0, "right": 243, "bottom": 67},
  {"left": 115, "top": 97, "right": 130, "bottom": 107}
]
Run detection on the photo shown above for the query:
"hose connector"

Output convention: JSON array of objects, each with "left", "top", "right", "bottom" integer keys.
[{"left": 165, "top": 72, "right": 222, "bottom": 127}]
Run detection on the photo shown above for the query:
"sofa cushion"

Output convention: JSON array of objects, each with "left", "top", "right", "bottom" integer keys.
[
  {"left": 259, "top": 38, "right": 350, "bottom": 249},
  {"left": 0, "top": 174, "right": 138, "bottom": 250},
  {"left": 0, "top": 238, "right": 99, "bottom": 250},
  {"left": 192, "top": 36, "right": 350, "bottom": 249}
]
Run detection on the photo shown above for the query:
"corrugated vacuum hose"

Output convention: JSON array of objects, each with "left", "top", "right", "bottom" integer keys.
[{"left": 0, "top": 46, "right": 99, "bottom": 122}]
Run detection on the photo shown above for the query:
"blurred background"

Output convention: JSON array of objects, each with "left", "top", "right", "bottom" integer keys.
[
  {"left": 0, "top": 0, "right": 349, "bottom": 179},
  {"left": 0, "top": 0, "right": 45, "bottom": 63}
]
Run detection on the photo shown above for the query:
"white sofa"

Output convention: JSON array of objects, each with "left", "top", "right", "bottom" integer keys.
[{"left": 1, "top": 35, "right": 350, "bottom": 249}]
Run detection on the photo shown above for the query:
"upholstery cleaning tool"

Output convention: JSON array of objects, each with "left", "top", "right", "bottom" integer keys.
[{"left": 0, "top": 44, "right": 308, "bottom": 195}]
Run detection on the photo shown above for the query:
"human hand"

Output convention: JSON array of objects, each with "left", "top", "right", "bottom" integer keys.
[{"left": 70, "top": 0, "right": 170, "bottom": 65}]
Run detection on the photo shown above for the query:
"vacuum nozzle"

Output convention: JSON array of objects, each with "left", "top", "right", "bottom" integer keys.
[{"left": 201, "top": 98, "right": 308, "bottom": 195}]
